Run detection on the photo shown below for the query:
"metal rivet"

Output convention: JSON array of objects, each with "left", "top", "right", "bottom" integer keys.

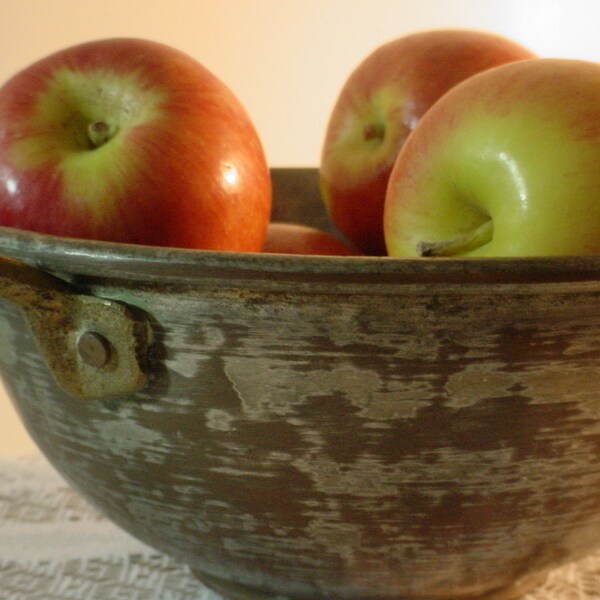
[{"left": 77, "top": 331, "right": 112, "bottom": 368}]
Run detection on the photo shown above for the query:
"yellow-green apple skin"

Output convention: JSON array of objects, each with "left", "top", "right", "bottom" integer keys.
[
  {"left": 384, "top": 58, "right": 600, "bottom": 258},
  {"left": 319, "top": 29, "right": 536, "bottom": 256},
  {"left": 0, "top": 38, "right": 272, "bottom": 251}
]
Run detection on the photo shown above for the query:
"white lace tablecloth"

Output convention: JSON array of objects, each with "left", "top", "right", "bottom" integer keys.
[{"left": 1, "top": 455, "right": 599, "bottom": 600}]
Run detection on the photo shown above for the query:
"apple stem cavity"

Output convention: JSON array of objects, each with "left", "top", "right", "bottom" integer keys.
[
  {"left": 417, "top": 219, "right": 493, "bottom": 257},
  {"left": 87, "top": 120, "right": 118, "bottom": 149},
  {"left": 363, "top": 122, "right": 385, "bottom": 141}
]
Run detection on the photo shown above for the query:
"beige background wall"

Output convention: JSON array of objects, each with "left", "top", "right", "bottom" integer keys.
[{"left": 0, "top": 0, "right": 598, "bottom": 455}]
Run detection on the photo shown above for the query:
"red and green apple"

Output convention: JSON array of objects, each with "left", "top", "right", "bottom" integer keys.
[
  {"left": 320, "top": 29, "right": 536, "bottom": 255},
  {"left": 384, "top": 58, "right": 600, "bottom": 257},
  {"left": 262, "top": 222, "right": 361, "bottom": 256},
  {"left": 0, "top": 38, "right": 272, "bottom": 251}
]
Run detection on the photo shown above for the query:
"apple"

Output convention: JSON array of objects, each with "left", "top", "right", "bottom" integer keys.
[
  {"left": 262, "top": 222, "right": 361, "bottom": 256},
  {"left": 384, "top": 58, "right": 600, "bottom": 257},
  {"left": 319, "top": 29, "right": 536, "bottom": 256},
  {"left": 0, "top": 38, "right": 272, "bottom": 251}
]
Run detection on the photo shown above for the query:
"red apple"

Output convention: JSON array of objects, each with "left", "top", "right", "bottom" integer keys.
[
  {"left": 0, "top": 38, "right": 272, "bottom": 251},
  {"left": 319, "top": 29, "right": 536, "bottom": 255},
  {"left": 262, "top": 222, "right": 361, "bottom": 256}
]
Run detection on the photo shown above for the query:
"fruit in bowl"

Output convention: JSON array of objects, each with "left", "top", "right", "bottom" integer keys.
[
  {"left": 0, "top": 38, "right": 272, "bottom": 251},
  {"left": 384, "top": 58, "right": 600, "bottom": 257},
  {"left": 263, "top": 222, "right": 361, "bottom": 256},
  {"left": 3, "top": 170, "right": 600, "bottom": 600},
  {"left": 320, "top": 29, "right": 536, "bottom": 256}
]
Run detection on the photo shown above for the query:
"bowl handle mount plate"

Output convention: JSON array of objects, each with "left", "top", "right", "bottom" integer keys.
[{"left": 0, "top": 256, "right": 151, "bottom": 400}]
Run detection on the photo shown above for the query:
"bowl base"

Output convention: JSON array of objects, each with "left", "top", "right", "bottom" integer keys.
[{"left": 192, "top": 569, "right": 548, "bottom": 600}]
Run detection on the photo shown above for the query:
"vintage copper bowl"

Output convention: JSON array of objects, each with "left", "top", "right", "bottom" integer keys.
[{"left": 1, "top": 169, "right": 600, "bottom": 600}]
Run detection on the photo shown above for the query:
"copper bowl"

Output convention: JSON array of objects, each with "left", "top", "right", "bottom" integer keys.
[{"left": 1, "top": 169, "right": 600, "bottom": 600}]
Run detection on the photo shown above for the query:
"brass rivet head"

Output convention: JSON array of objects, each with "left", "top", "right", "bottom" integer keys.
[{"left": 77, "top": 331, "right": 112, "bottom": 368}]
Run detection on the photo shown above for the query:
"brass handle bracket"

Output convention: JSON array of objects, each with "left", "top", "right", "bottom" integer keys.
[{"left": 0, "top": 258, "right": 151, "bottom": 400}]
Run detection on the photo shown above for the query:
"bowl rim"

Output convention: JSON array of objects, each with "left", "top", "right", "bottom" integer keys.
[{"left": 1, "top": 224, "right": 600, "bottom": 287}]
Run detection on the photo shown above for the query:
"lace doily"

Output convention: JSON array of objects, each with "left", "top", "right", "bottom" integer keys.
[{"left": 0, "top": 455, "right": 599, "bottom": 600}]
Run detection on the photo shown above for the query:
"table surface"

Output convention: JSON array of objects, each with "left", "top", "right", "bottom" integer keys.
[{"left": 1, "top": 454, "right": 599, "bottom": 600}]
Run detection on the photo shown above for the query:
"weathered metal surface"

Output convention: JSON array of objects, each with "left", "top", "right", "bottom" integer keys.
[
  {"left": 0, "top": 257, "right": 150, "bottom": 399},
  {"left": 2, "top": 169, "right": 600, "bottom": 599}
]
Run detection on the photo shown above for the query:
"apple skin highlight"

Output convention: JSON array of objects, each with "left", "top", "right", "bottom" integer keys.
[
  {"left": 384, "top": 58, "right": 600, "bottom": 258},
  {"left": 320, "top": 29, "right": 536, "bottom": 256},
  {"left": 0, "top": 38, "right": 272, "bottom": 251}
]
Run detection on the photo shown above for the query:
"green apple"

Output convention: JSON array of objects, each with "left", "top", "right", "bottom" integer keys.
[
  {"left": 384, "top": 58, "right": 600, "bottom": 257},
  {"left": 320, "top": 29, "right": 535, "bottom": 256}
]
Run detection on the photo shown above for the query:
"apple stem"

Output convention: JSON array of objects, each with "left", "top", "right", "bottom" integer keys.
[
  {"left": 417, "top": 219, "right": 493, "bottom": 257},
  {"left": 87, "top": 121, "right": 118, "bottom": 149},
  {"left": 363, "top": 123, "right": 385, "bottom": 141}
]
